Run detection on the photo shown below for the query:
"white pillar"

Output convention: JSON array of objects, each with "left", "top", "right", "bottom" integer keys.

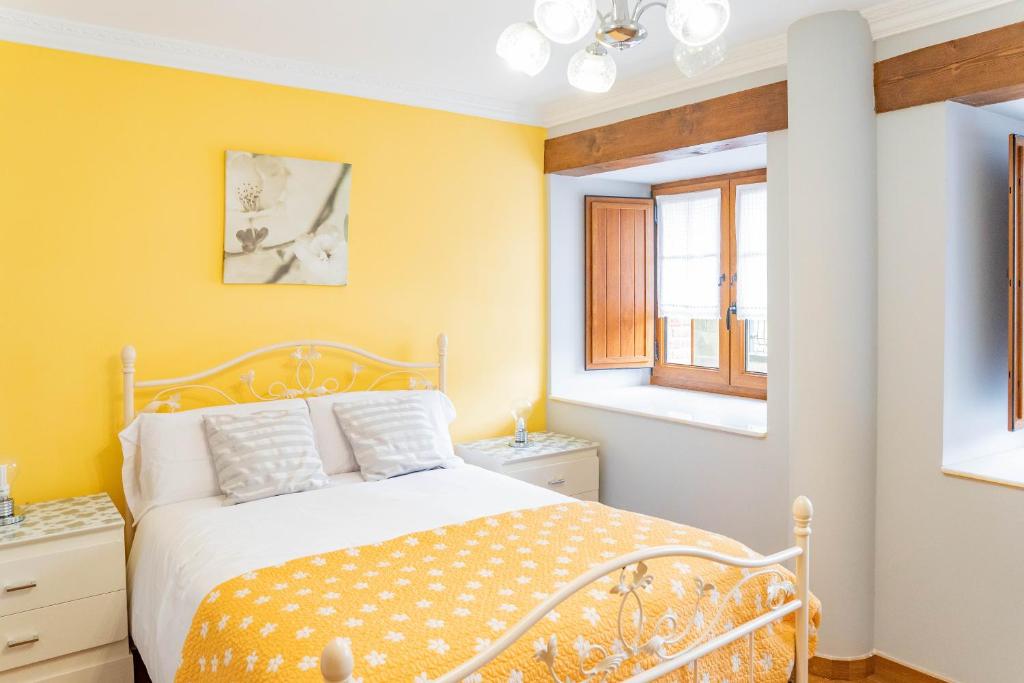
[{"left": 787, "top": 11, "right": 877, "bottom": 657}]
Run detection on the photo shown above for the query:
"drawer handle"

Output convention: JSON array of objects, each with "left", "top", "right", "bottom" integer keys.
[
  {"left": 4, "top": 581, "right": 36, "bottom": 593},
  {"left": 547, "top": 478, "right": 567, "bottom": 486},
  {"left": 7, "top": 635, "right": 38, "bottom": 648}
]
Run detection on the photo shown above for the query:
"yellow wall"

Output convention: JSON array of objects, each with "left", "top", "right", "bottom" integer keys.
[{"left": 0, "top": 41, "right": 548, "bottom": 511}]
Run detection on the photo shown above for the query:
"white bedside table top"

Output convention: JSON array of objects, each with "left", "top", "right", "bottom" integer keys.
[
  {"left": 0, "top": 493, "right": 123, "bottom": 548},
  {"left": 458, "top": 431, "right": 599, "bottom": 465}
]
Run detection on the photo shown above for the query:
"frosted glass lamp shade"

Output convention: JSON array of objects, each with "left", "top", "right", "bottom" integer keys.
[
  {"left": 534, "top": 0, "right": 597, "bottom": 44},
  {"left": 673, "top": 37, "right": 727, "bottom": 78},
  {"left": 496, "top": 22, "right": 551, "bottom": 77},
  {"left": 567, "top": 43, "right": 617, "bottom": 93},
  {"left": 666, "top": 0, "right": 731, "bottom": 47}
]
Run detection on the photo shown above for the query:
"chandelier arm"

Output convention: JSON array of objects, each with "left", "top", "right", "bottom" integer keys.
[{"left": 632, "top": 0, "right": 667, "bottom": 22}]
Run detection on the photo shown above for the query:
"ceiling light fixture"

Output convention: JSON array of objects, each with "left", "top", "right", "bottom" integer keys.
[
  {"left": 535, "top": 0, "right": 598, "bottom": 44},
  {"left": 496, "top": 22, "right": 552, "bottom": 76},
  {"left": 673, "top": 35, "right": 727, "bottom": 77},
  {"left": 567, "top": 42, "right": 618, "bottom": 93},
  {"left": 498, "top": 0, "right": 731, "bottom": 92}
]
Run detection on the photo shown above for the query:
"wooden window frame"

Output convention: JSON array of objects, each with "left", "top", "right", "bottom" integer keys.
[
  {"left": 1009, "top": 134, "right": 1024, "bottom": 430},
  {"left": 651, "top": 169, "right": 768, "bottom": 400}
]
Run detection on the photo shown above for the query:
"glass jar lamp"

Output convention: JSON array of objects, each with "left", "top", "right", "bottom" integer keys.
[
  {"left": 0, "top": 462, "right": 24, "bottom": 526},
  {"left": 509, "top": 400, "right": 534, "bottom": 449}
]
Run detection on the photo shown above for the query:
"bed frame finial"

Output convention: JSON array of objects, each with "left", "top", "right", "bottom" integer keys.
[
  {"left": 437, "top": 333, "right": 448, "bottom": 393},
  {"left": 793, "top": 495, "right": 813, "bottom": 683},
  {"left": 121, "top": 345, "right": 137, "bottom": 426},
  {"left": 321, "top": 637, "right": 355, "bottom": 683},
  {"left": 793, "top": 496, "right": 813, "bottom": 526}
]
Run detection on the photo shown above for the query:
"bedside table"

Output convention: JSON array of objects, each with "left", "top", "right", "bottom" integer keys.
[
  {"left": 457, "top": 432, "right": 600, "bottom": 501},
  {"left": 0, "top": 493, "right": 132, "bottom": 682}
]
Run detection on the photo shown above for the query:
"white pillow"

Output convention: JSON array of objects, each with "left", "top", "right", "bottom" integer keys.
[
  {"left": 306, "top": 390, "right": 457, "bottom": 475},
  {"left": 330, "top": 390, "right": 460, "bottom": 481},
  {"left": 305, "top": 394, "right": 359, "bottom": 474},
  {"left": 118, "top": 398, "right": 307, "bottom": 522},
  {"left": 203, "top": 409, "right": 328, "bottom": 505}
]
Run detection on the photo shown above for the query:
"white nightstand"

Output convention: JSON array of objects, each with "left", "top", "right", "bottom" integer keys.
[
  {"left": 0, "top": 493, "right": 132, "bottom": 682},
  {"left": 457, "top": 432, "right": 600, "bottom": 501}
]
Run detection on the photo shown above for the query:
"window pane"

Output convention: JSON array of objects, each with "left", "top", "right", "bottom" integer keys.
[
  {"left": 693, "top": 319, "right": 719, "bottom": 368},
  {"left": 665, "top": 317, "right": 691, "bottom": 365},
  {"left": 656, "top": 190, "right": 722, "bottom": 321},
  {"left": 745, "top": 320, "right": 768, "bottom": 374},
  {"left": 665, "top": 317, "right": 719, "bottom": 368},
  {"left": 735, "top": 182, "right": 768, "bottom": 321}
]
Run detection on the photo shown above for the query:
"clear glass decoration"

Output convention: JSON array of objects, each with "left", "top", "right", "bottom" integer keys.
[
  {"left": 496, "top": 22, "right": 552, "bottom": 77},
  {"left": 534, "top": 0, "right": 597, "bottom": 45},
  {"left": 673, "top": 36, "right": 727, "bottom": 78},
  {"left": 666, "top": 0, "right": 731, "bottom": 47},
  {"left": 567, "top": 43, "right": 617, "bottom": 93},
  {"left": 510, "top": 399, "right": 534, "bottom": 448},
  {"left": 0, "top": 462, "right": 23, "bottom": 526}
]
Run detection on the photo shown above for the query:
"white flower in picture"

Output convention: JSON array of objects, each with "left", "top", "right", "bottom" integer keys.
[{"left": 223, "top": 150, "right": 352, "bottom": 286}]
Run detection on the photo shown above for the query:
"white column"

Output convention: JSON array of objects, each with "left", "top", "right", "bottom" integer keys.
[{"left": 787, "top": 11, "right": 877, "bottom": 657}]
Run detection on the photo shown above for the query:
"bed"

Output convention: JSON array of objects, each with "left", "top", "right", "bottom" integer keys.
[{"left": 120, "top": 335, "right": 818, "bottom": 683}]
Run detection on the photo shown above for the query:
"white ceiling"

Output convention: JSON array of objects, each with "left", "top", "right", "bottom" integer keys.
[
  {"left": 592, "top": 144, "right": 767, "bottom": 184},
  {"left": 0, "top": 0, "right": 1014, "bottom": 127},
  {"left": 987, "top": 98, "right": 1024, "bottom": 121}
]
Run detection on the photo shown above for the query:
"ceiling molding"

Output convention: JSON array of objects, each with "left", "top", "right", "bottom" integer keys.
[
  {"left": 862, "top": 0, "right": 1015, "bottom": 38},
  {"left": 0, "top": 0, "right": 1015, "bottom": 131},
  {"left": 0, "top": 6, "right": 542, "bottom": 126}
]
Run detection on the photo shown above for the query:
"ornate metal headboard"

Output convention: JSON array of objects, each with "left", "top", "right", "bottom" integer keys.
[{"left": 120, "top": 334, "right": 448, "bottom": 425}]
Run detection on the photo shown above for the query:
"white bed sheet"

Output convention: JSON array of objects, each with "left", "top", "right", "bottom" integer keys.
[{"left": 128, "top": 465, "right": 569, "bottom": 683}]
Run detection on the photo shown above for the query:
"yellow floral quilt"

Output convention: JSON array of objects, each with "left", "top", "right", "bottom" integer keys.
[{"left": 177, "top": 501, "right": 819, "bottom": 682}]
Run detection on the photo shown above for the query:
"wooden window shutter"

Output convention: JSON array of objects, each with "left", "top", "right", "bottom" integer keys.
[
  {"left": 1009, "top": 134, "right": 1024, "bottom": 430},
  {"left": 585, "top": 196, "right": 656, "bottom": 370}
]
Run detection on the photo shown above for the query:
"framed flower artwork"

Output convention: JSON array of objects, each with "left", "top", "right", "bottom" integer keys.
[{"left": 223, "top": 151, "right": 352, "bottom": 285}]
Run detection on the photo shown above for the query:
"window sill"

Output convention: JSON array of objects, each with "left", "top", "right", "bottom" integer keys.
[
  {"left": 942, "top": 448, "right": 1024, "bottom": 490},
  {"left": 549, "top": 385, "right": 767, "bottom": 438}
]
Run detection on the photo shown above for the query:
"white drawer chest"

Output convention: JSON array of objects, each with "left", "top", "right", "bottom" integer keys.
[
  {"left": 0, "top": 494, "right": 132, "bottom": 682},
  {"left": 457, "top": 432, "right": 600, "bottom": 501}
]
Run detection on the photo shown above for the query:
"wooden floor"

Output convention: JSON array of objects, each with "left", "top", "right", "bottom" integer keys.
[{"left": 137, "top": 650, "right": 906, "bottom": 683}]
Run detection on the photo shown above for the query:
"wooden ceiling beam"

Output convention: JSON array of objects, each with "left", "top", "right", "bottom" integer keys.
[
  {"left": 544, "top": 81, "right": 788, "bottom": 176},
  {"left": 875, "top": 21, "right": 1024, "bottom": 114}
]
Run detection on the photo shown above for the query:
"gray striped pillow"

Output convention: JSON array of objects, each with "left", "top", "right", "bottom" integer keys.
[
  {"left": 331, "top": 392, "right": 459, "bottom": 481},
  {"left": 203, "top": 409, "right": 329, "bottom": 504}
]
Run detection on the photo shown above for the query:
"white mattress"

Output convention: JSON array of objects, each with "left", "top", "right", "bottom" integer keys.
[{"left": 128, "top": 465, "right": 569, "bottom": 683}]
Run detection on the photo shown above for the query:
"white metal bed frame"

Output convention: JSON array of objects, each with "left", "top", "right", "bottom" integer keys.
[{"left": 119, "top": 335, "right": 812, "bottom": 683}]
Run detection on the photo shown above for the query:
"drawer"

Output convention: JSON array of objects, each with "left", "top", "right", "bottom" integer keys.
[
  {"left": 0, "top": 541, "right": 125, "bottom": 617},
  {"left": 510, "top": 455, "right": 599, "bottom": 496},
  {"left": 574, "top": 490, "right": 599, "bottom": 502},
  {"left": 0, "top": 591, "right": 127, "bottom": 672}
]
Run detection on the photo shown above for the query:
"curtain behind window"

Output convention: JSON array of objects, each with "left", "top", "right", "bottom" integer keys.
[
  {"left": 735, "top": 182, "right": 768, "bottom": 321},
  {"left": 656, "top": 189, "right": 722, "bottom": 320}
]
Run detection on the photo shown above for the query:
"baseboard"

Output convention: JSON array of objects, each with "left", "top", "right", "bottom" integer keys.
[
  {"left": 811, "top": 653, "right": 953, "bottom": 682},
  {"left": 810, "top": 654, "right": 875, "bottom": 680},
  {"left": 871, "top": 651, "right": 956, "bottom": 683}
]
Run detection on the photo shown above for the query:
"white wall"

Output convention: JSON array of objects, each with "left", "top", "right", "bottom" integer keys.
[
  {"left": 875, "top": 101, "right": 1024, "bottom": 683},
  {"left": 546, "top": 130, "right": 791, "bottom": 555},
  {"left": 547, "top": 175, "right": 652, "bottom": 397}
]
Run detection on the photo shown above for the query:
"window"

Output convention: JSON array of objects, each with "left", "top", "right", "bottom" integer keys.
[{"left": 652, "top": 170, "right": 768, "bottom": 399}]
